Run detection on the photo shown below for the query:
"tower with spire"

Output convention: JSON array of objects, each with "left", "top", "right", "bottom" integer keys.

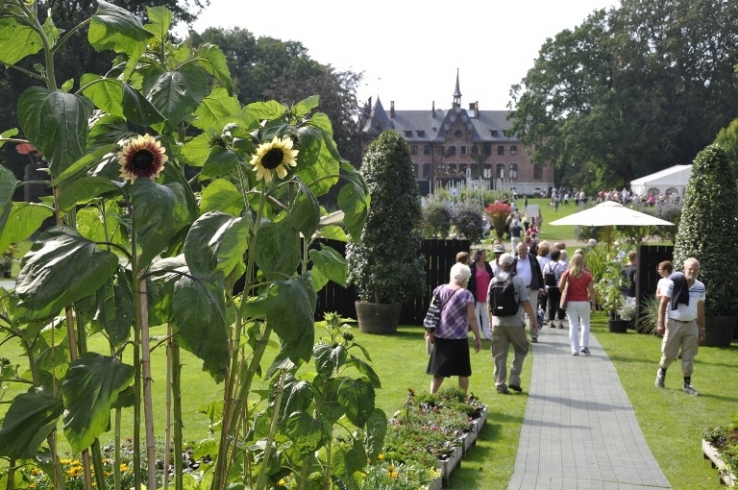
[{"left": 452, "top": 68, "right": 462, "bottom": 108}]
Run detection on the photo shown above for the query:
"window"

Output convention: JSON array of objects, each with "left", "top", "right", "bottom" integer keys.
[
  {"left": 534, "top": 163, "right": 543, "bottom": 180},
  {"left": 510, "top": 145, "right": 518, "bottom": 156},
  {"left": 422, "top": 163, "right": 431, "bottom": 179},
  {"left": 490, "top": 129, "right": 498, "bottom": 137},
  {"left": 454, "top": 130, "right": 463, "bottom": 138},
  {"left": 471, "top": 145, "right": 478, "bottom": 155},
  {"left": 424, "top": 145, "right": 431, "bottom": 155},
  {"left": 509, "top": 163, "right": 518, "bottom": 180},
  {"left": 483, "top": 164, "right": 492, "bottom": 179},
  {"left": 411, "top": 145, "right": 418, "bottom": 155},
  {"left": 447, "top": 146, "right": 456, "bottom": 156},
  {"left": 404, "top": 130, "right": 412, "bottom": 137},
  {"left": 497, "top": 145, "right": 505, "bottom": 155},
  {"left": 413, "top": 164, "right": 418, "bottom": 177},
  {"left": 484, "top": 143, "right": 492, "bottom": 155},
  {"left": 459, "top": 164, "right": 467, "bottom": 175},
  {"left": 417, "top": 130, "right": 425, "bottom": 137},
  {"left": 437, "top": 146, "right": 444, "bottom": 156},
  {"left": 496, "top": 163, "right": 505, "bottom": 179},
  {"left": 461, "top": 145, "right": 467, "bottom": 155},
  {"left": 449, "top": 164, "right": 457, "bottom": 173}
]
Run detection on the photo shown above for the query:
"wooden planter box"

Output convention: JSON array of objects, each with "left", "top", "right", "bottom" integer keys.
[
  {"left": 703, "top": 439, "right": 737, "bottom": 488},
  {"left": 461, "top": 429, "right": 476, "bottom": 455},
  {"left": 427, "top": 476, "right": 443, "bottom": 490},
  {"left": 437, "top": 447, "right": 462, "bottom": 487},
  {"left": 473, "top": 406, "right": 488, "bottom": 436}
]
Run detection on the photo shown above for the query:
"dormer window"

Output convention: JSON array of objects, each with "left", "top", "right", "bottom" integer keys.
[
  {"left": 404, "top": 130, "right": 412, "bottom": 137},
  {"left": 490, "top": 129, "right": 498, "bottom": 137},
  {"left": 417, "top": 130, "right": 425, "bottom": 137}
]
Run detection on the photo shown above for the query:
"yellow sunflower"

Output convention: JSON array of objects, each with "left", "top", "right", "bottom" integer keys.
[
  {"left": 249, "top": 136, "right": 298, "bottom": 183},
  {"left": 118, "top": 134, "right": 168, "bottom": 182}
]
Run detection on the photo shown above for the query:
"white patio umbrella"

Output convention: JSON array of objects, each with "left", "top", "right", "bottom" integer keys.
[{"left": 548, "top": 201, "right": 674, "bottom": 248}]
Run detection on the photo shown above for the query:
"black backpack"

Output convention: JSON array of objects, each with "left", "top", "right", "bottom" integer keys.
[{"left": 488, "top": 272, "right": 520, "bottom": 317}]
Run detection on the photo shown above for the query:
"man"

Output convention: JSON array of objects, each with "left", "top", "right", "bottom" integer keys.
[
  {"left": 510, "top": 220, "right": 522, "bottom": 252},
  {"left": 655, "top": 257, "right": 706, "bottom": 395},
  {"left": 488, "top": 253, "right": 538, "bottom": 394},
  {"left": 514, "top": 241, "right": 545, "bottom": 342},
  {"left": 622, "top": 251, "right": 637, "bottom": 308}
]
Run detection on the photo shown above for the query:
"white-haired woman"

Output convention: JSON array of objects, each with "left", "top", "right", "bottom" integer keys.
[{"left": 425, "top": 263, "right": 482, "bottom": 393}]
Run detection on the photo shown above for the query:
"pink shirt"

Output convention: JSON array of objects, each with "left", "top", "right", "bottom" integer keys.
[{"left": 474, "top": 266, "right": 491, "bottom": 303}]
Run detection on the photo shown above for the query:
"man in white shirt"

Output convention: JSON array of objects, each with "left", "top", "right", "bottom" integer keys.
[
  {"left": 515, "top": 242, "right": 544, "bottom": 343},
  {"left": 655, "top": 257, "right": 706, "bottom": 395}
]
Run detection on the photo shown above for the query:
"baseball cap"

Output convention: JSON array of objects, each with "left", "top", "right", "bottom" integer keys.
[{"left": 499, "top": 253, "right": 515, "bottom": 266}]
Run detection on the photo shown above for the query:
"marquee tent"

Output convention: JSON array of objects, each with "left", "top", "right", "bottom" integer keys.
[{"left": 629, "top": 164, "right": 691, "bottom": 198}]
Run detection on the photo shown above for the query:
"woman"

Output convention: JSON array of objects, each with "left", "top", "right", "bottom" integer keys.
[
  {"left": 425, "top": 263, "right": 482, "bottom": 393},
  {"left": 468, "top": 248, "right": 493, "bottom": 340},
  {"left": 559, "top": 254, "right": 596, "bottom": 356},
  {"left": 655, "top": 260, "right": 673, "bottom": 299},
  {"left": 543, "top": 249, "right": 566, "bottom": 328}
]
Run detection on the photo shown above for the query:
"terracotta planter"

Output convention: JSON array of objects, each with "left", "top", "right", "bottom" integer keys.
[
  {"left": 704, "top": 316, "right": 736, "bottom": 347},
  {"left": 355, "top": 301, "right": 401, "bottom": 334},
  {"left": 702, "top": 439, "right": 737, "bottom": 487}
]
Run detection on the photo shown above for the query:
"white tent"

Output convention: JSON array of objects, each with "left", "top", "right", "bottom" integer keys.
[{"left": 630, "top": 164, "right": 691, "bottom": 197}]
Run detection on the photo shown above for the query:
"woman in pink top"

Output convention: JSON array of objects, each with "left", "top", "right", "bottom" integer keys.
[
  {"left": 558, "top": 254, "right": 596, "bottom": 355},
  {"left": 468, "top": 249, "right": 493, "bottom": 339}
]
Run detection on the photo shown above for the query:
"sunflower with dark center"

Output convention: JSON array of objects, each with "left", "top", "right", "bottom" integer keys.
[
  {"left": 249, "top": 136, "right": 298, "bottom": 183},
  {"left": 118, "top": 134, "right": 168, "bottom": 182}
]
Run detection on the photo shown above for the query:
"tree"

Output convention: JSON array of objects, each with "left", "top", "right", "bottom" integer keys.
[
  {"left": 673, "top": 144, "right": 738, "bottom": 317},
  {"left": 509, "top": 0, "right": 738, "bottom": 189},
  {"left": 714, "top": 118, "right": 738, "bottom": 178},
  {"left": 346, "top": 131, "right": 425, "bottom": 304}
]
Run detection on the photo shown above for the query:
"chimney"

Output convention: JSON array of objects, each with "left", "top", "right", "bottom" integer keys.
[
  {"left": 390, "top": 101, "right": 395, "bottom": 118},
  {"left": 474, "top": 101, "right": 479, "bottom": 118},
  {"left": 432, "top": 101, "right": 435, "bottom": 117}
]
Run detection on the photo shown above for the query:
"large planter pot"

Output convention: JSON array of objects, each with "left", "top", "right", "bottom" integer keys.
[
  {"left": 355, "top": 301, "right": 401, "bottom": 334},
  {"left": 702, "top": 439, "right": 737, "bottom": 487},
  {"left": 608, "top": 319, "right": 629, "bottom": 333},
  {"left": 704, "top": 316, "right": 736, "bottom": 347}
]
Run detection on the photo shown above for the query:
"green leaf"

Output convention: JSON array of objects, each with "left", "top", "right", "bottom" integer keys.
[
  {"left": 253, "top": 220, "right": 300, "bottom": 276},
  {"left": 18, "top": 87, "right": 94, "bottom": 177},
  {"left": 144, "top": 6, "right": 173, "bottom": 42},
  {"left": 0, "top": 388, "right": 63, "bottom": 459},
  {"left": 338, "top": 167, "right": 369, "bottom": 241},
  {"left": 80, "top": 268, "right": 133, "bottom": 346},
  {"left": 294, "top": 95, "right": 320, "bottom": 118},
  {"left": 284, "top": 180, "right": 320, "bottom": 239},
  {"left": 337, "top": 378, "right": 375, "bottom": 427},
  {"left": 0, "top": 165, "right": 19, "bottom": 240},
  {"left": 295, "top": 142, "right": 338, "bottom": 198},
  {"left": 283, "top": 411, "right": 328, "bottom": 456},
  {"left": 363, "top": 409, "right": 387, "bottom": 461},
  {"left": 319, "top": 225, "right": 348, "bottom": 241},
  {"left": 180, "top": 132, "right": 213, "bottom": 167},
  {"left": 122, "top": 82, "right": 166, "bottom": 126},
  {"left": 280, "top": 376, "right": 313, "bottom": 419},
  {"left": 73, "top": 206, "right": 126, "bottom": 245},
  {"left": 321, "top": 377, "right": 345, "bottom": 424},
  {"left": 196, "top": 44, "right": 233, "bottom": 94},
  {"left": 245, "top": 101, "right": 288, "bottom": 120},
  {"left": 0, "top": 201, "right": 54, "bottom": 254},
  {"left": 314, "top": 342, "right": 347, "bottom": 378},
  {"left": 89, "top": 0, "right": 151, "bottom": 77},
  {"left": 295, "top": 125, "right": 322, "bottom": 168},
  {"left": 266, "top": 273, "right": 316, "bottom": 363},
  {"left": 146, "top": 65, "right": 208, "bottom": 126},
  {"left": 172, "top": 274, "right": 229, "bottom": 382},
  {"left": 345, "top": 356, "right": 381, "bottom": 389},
  {"left": 309, "top": 244, "right": 347, "bottom": 287},
  {"left": 54, "top": 143, "right": 120, "bottom": 186},
  {"left": 60, "top": 353, "right": 135, "bottom": 453},
  {"left": 0, "top": 128, "right": 19, "bottom": 148},
  {"left": 193, "top": 87, "right": 240, "bottom": 130},
  {"left": 199, "top": 178, "right": 244, "bottom": 216},
  {"left": 80, "top": 74, "right": 124, "bottom": 117},
  {"left": 59, "top": 176, "right": 120, "bottom": 212},
  {"left": 15, "top": 227, "right": 119, "bottom": 320},
  {"left": 184, "top": 212, "right": 250, "bottom": 277},
  {"left": 131, "top": 179, "right": 191, "bottom": 268},
  {"left": 88, "top": 115, "right": 135, "bottom": 149},
  {"left": 0, "top": 17, "right": 43, "bottom": 65},
  {"left": 201, "top": 146, "right": 239, "bottom": 180}
]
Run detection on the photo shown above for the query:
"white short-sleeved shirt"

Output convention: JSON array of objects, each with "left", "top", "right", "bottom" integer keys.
[
  {"left": 656, "top": 277, "right": 670, "bottom": 298},
  {"left": 663, "top": 278, "right": 706, "bottom": 322}
]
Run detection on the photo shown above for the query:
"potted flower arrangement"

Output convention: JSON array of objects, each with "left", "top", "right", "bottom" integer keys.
[
  {"left": 347, "top": 130, "right": 426, "bottom": 334},
  {"left": 595, "top": 259, "right": 630, "bottom": 333}
]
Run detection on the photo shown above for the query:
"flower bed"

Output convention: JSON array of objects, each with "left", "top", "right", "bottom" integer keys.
[{"left": 703, "top": 423, "right": 738, "bottom": 488}]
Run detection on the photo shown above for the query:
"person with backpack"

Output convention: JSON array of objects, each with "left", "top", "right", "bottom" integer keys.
[{"left": 487, "top": 253, "right": 539, "bottom": 394}]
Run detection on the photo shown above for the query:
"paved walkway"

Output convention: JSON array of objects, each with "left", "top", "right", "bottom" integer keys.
[{"left": 507, "top": 325, "right": 671, "bottom": 490}]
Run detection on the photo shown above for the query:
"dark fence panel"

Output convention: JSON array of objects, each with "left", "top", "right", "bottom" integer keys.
[
  {"left": 313, "top": 238, "right": 471, "bottom": 325},
  {"left": 637, "top": 244, "right": 674, "bottom": 302}
]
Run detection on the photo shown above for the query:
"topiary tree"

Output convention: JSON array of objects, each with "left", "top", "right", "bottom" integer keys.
[
  {"left": 422, "top": 200, "right": 452, "bottom": 238},
  {"left": 673, "top": 144, "right": 738, "bottom": 316},
  {"left": 451, "top": 203, "right": 485, "bottom": 244},
  {"left": 347, "top": 131, "right": 426, "bottom": 304},
  {"left": 484, "top": 202, "right": 511, "bottom": 239}
]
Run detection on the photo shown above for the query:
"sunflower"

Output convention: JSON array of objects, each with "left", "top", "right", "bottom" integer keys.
[
  {"left": 249, "top": 136, "right": 298, "bottom": 183},
  {"left": 118, "top": 134, "right": 168, "bottom": 182}
]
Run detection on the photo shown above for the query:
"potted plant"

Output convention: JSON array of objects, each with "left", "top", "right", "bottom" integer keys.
[
  {"left": 595, "top": 260, "right": 629, "bottom": 333},
  {"left": 347, "top": 131, "right": 426, "bottom": 333},
  {"left": 674, "top": 144, "right": 738, "bottom": 346}
]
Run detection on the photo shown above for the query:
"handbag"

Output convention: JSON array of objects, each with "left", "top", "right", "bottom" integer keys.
[
  {"left": 559, "top": 272, "right": 569, "bottom": 310},
  {"left": 423, "top": 288, "right": 460, "bottom": 331}
]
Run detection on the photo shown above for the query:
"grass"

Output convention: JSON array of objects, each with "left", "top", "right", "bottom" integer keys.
[{"left": 507, "top": 197, "right": 584, "bottom": 243}]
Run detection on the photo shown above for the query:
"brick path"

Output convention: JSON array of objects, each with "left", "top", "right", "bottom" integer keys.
[{"left": 507, "top": 325, "right": 671, "bottom": 489}]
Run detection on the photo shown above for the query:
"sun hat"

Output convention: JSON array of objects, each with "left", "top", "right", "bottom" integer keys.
[{"left": 493, "top": 244, "right": 506, "bottom": 254}]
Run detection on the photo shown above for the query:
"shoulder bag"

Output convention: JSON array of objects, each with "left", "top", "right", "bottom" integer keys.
[{"left": 423, "top": 287, "right": 461, "bottom": 331}]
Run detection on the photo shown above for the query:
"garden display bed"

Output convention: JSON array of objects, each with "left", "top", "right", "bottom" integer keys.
[{"left": 702, "top": 439, "right": 737, "bottom": 488}]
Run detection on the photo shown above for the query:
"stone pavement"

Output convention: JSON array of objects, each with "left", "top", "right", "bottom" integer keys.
[{"left": 507, "top": 325, "right": 671, "bottom": 490}]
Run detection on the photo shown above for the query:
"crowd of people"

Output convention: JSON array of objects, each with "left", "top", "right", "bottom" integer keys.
[{"left": 424, "top": 238, "right": 707, "bottom": 397}]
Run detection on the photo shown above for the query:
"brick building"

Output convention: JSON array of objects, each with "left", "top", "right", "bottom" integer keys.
[{"left": 360, "top": 71, "right": 554, "bottom": 195}]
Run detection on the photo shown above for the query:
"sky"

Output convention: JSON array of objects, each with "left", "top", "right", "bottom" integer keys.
[{"left": 176, "top": 0, "right": 621, "bottom": 112}]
